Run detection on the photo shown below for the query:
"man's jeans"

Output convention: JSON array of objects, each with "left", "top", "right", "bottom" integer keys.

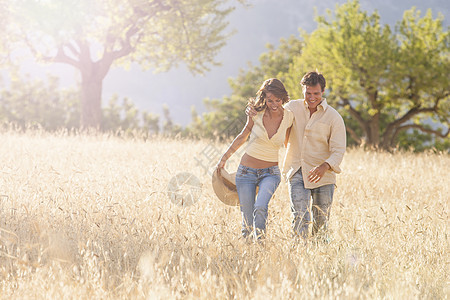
[
  {"left": 289, "top": 168, "right": 335, "bottom": 238},
  {"left": 236, "top": 165, "right": 281, "bottom": 239}
]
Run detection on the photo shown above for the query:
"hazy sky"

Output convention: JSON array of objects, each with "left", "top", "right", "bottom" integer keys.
[{"left": 16, "top": 0, "right": 450, "bottom": 126}]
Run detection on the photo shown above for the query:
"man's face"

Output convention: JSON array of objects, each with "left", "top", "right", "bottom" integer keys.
[{"left": 303, "top": 83, "right": 324, "bottom": 111}]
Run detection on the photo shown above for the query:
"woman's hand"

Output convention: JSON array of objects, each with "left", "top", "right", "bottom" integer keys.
[{"left": 217, "top": 158, "right": 226, "bottom": 169}]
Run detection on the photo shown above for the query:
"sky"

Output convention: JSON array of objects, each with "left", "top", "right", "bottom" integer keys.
[{"left": 14, "top": 0, "right": 450, "bottom": 126}]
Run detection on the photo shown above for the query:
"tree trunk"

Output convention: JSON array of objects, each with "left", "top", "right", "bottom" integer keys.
[
  {"left": 47, "top": 38, "right": 124, "bottom": 129},
  {"left": 368, "top": 113, "right": 380, "bottom": 148},
  {"left": 366, "top": 91, "right": 380, "bottom": 148},
  {"left": 80, "top": 75, "right": 103, "bottom": 128}
]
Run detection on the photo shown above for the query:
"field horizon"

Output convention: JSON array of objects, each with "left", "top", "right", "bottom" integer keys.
[{"left": 0, "top": 131, "right": 448, "bottom": 299}]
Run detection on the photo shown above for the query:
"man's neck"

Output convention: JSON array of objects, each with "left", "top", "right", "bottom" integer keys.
[
  {"left": 307, "top": 100, "right": 322, "bottom": 115},
  {"left": 308, "top": 107, "right": 317, "bottom": 115}
]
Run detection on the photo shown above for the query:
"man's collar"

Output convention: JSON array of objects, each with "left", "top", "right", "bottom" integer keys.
[{"left": 302, "top": 98, "right": 328, "bottom": 111}]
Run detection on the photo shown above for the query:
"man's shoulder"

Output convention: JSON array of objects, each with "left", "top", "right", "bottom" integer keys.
[
  {"left": 324, "top": 102, "right": 343, "bottom": 117},
  {"left": 325, "top": 104, "right": 340, "bottom": 115},
  {"left": 324, "top": 103, "right": 345, "bottom": 127}
]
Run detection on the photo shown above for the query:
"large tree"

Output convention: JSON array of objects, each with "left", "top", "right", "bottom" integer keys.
[
  {"left": 285, "top": 0, "right": 449, "bottom": 150},
  {"left": 6, "top": 0, "right": 240, "bottom": 128}
]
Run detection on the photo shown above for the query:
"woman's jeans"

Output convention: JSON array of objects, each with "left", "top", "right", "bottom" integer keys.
[{"left": 236, "top": 165, "right": 281, "bottom": 239}]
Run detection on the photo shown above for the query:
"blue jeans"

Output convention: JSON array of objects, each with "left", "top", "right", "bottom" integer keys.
[
  {"left": 289, "top": 168, "right": 335, "bottom": 238},
  {"left": 236, "top": 165, "right": 281, "bottom": 239}
]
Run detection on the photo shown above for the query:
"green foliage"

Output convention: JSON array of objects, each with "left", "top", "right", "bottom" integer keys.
[
  {"left": 0, "top": 72, "right": 80, "bottom": 130},
  {"left": 397, "top": 129, "right": 450, "bottom": 153},
  {"left": 162, "top": 104, "right": 183, "bottom": 137},
  {"left": 142, "top": 111, "right": 160, "bottom": 135},
  {"left": 8, "top": 0, "right": 237, "bottom": 73},
  {"left": 284, "top": 0, "right": 449, "bottom": 150},
  {"left": 187, "top": 36, "right": 303, "bottom": 139},
  {"left": 102, "top": 96, "right": 161, "bottom": 135}
]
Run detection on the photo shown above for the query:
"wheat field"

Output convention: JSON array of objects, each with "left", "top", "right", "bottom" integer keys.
[{"left": 0, "top": 131, "right": 448, "bottom": 299}]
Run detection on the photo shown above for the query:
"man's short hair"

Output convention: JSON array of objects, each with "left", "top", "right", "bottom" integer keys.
[{"left": 301, "top": 71, "right": 326, "bottom": 92}]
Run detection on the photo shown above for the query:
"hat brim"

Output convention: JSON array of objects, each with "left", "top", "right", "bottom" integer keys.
[{"left": 211, "top": 168, "right": 239, "bottom": 206}]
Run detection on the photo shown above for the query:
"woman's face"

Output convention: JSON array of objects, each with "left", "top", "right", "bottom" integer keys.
[{"left": 265, "top": 92, "right": 283, "bottom": 112}]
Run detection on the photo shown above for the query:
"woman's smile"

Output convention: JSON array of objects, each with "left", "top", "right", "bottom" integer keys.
[{"left": 265, "top": 92, "right": 283, "bottom": 111}]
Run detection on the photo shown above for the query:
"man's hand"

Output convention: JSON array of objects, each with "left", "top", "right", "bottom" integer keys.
[
  {"left": 308, "top": 162, "right": 331, "bottom": 183},
  {"left": 245, "top": 105, "right": 257, "bottom": 118}
]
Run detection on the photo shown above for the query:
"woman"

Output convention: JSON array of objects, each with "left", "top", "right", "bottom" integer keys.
[{"left": 217, "top": 78, "right": 293, "bottom": 240}]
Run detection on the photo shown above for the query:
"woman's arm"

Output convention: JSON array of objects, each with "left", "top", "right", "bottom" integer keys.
[{"left": 217, "top": 116, "right": 254, "bottom": 168}]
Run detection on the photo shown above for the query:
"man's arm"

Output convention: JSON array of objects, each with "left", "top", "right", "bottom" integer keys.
[
  {"left": 308, "top": 114, "right": 346, "bottom": 183},
  {"left": 324, "top": 114, "right": 346, "bottom": 173}
]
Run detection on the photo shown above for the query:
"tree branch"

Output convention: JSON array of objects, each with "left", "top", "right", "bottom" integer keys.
[
  {"left": 382, "top": 97, "right": 443, "bottom": 147},
  {"left": 340, "top": 97, "right": 371, "bottom": 137},
  {"left": 20, "top": 30, "right": 80, "bottom": 68},
  {"left": 97, "top": 1, "right": 172, "bottom": 79},
  {"left": 76, "top": 39, "right": 91, "bottom": 64},
  {"left": 63, "top": 41, "right": 80, "bottom": 59},
  {"left": 346, "top": 126, "right": 362, "bottom": 145},
  {"left": 391, "top": 124, "right": 449, "bottom": 146},
  {"left": 46, "top": 45, "right": 81, "bottom": 69},
  {"left": 97, "top": 26, "right": 137, "bottom": 79}
]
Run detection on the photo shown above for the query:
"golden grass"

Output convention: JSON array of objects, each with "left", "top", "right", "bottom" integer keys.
[{"left": 0, "top": 131, "right": 448, "bottom": 299}]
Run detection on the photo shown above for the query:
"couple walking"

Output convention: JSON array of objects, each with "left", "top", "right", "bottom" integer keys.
[{"left": 217, "top": 71, "right": 346, "bottom": 241}]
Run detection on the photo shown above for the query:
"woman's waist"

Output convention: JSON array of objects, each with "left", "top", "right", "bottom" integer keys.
[
  {"left": 245, "top": 145, "right": 279, "bottom": 162},
  {"left": 240, "top": 153, "right": 278, "bottom": 169}
]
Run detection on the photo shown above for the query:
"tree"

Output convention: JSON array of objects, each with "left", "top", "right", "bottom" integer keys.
[
  {"left": 0, "top": 71, "right": 80, "bottom": 130},
  {"left": 162, "top": 104, "right": 182, "bottom": 136},
  {"left": 142, "top": 111, "right": 160, "bottom": 135},
  {"left": 285, "top": 0, "right": 449, "bottom": 150},
  {"left": 6, "top": 0, "right": 240, "bottom": 128},
  {"left": 102, "top": 95, "right": 160, "bottom": 135}
]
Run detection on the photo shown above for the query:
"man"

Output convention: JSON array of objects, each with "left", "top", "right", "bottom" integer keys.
[{"left": 247, "top": 71, "right": 346, "bottom": 239}]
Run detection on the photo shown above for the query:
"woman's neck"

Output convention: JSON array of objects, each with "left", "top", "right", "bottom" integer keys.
[{"left": 265, "top": 107, "right": 283, "bottom": 118}]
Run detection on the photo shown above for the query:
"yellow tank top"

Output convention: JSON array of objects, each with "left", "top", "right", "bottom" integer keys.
[{"left": 245, "top": 108, "right": 294, "bottom": 162}]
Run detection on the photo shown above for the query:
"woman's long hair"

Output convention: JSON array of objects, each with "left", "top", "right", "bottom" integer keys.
[{"left": 247, "top": 78, "right": 290, "bottom": 112}]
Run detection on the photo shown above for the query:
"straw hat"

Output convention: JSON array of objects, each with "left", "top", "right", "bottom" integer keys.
[{"left": 211, "top": 168, "right": 239, "bottom": 206}]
